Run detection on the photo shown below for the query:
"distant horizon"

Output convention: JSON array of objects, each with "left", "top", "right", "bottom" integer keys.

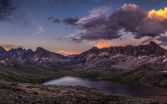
[{"left": 0, "top": 40, "right": 166, "bottom": 56}]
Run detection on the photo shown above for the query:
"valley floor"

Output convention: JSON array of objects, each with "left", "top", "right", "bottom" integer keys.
[
  {"left": 0, "top": 80, "right": 167, "bottom": 104},
  {"left": 1, "top": 63, "right": 167, "bottom": 103}
]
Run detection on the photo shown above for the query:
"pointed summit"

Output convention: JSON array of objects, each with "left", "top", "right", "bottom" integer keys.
[
  {"left": 148, "top": 41, "right": 159, "bottom": 47},
  {"left": 36, "top": 47, "right": 47, "bottom": 52}
]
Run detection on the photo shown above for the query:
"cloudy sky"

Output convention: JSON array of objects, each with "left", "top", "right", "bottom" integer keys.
[{"left": 0, "top": 0, "right": 167, "bottom": 55}]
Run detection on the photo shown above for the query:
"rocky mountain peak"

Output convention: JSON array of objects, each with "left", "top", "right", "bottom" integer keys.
[
  {"left": 88, "top": 47, "right": 99, "bottom": 52},
  {"left": 36, "top": 47, "right": 47, "bottom": 52},
  {"left": 148, "top": 41, "right": 159, "bottom": 47},
  {"left": 0, "top": 46, "right": 6, "bottom": 50},
  {"left": 76, "top": 41, "right": 167, "bottom": 61}
]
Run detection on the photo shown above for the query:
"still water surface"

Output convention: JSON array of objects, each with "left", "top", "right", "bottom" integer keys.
[{"left": 43, "top": 76, "right": 167, "bottom": 97}]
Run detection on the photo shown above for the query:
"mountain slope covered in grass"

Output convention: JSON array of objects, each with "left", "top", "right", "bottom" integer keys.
[{"left": 0, "top": 64, "right": 58, "bottom": 83}]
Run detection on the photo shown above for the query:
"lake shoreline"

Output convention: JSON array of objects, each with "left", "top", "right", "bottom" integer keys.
[
  {"left": 43, "top": 76, "right": 167, "bottom": 99},
  {"left": 0, "top": 80, "right": 167, "bottom": 104}
]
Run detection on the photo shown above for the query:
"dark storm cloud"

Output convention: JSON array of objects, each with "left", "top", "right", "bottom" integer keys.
[
  {"left": 63, "top": 17, "right": 79, "bottom": 25},
  {"left": 0, "top": 0, "right": 15, "bottom": 21},
  {"left": 48, "top": 16, "right": 60, "bottom": 24},
  {"left": 135, "top": 18, "right": 166, "bottom": 38},
  {"left": 108, "top": 4, "right": 146, "bottom": 33},
  {"left": 69, "top": 4, "right": 167, "bottom": 42},
  {"left": 108, "top": 4, "right": 167, "bottom": 39}
]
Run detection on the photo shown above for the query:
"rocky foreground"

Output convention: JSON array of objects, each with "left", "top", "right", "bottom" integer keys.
[{"left": 0, "top": 80, "right": 167, "bottom": 104}]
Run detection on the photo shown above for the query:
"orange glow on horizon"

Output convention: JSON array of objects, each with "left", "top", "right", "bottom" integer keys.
[
  {"left": 57, "top": 50, "right": 80, "bottom": 55},
  {"left": 96, "top": 40, "right": 112, "bottom": 48}
]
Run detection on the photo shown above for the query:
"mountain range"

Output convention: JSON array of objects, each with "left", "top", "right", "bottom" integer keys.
[
  {"left": 0, "top": 41, "right": 167, "bottom": 98},
  {"left": 75, "top": 41, "right": 167, "bottom": 69},
  {"left": 0, "top": 41, "right": 167, "bottom": 69}
]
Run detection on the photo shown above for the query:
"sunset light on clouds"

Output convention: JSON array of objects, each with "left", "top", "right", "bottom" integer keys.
[
  {"left": 0, "top": 0, "right": 167, "bottom": 55},
  {"left": 148, "top": 7, "right": 167, "bottom": 20}
]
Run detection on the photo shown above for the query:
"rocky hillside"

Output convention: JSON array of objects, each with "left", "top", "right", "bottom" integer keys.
[
  {"left": 0, "top": 47, "right": 67, "bottom": 68},
  {"left": 74, "top": 41, "right": 167, "bottom": 69},
  {"left": 0, "top": 41, "right": 167, "bottom": 69}
]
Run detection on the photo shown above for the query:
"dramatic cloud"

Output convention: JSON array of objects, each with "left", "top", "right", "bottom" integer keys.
[
  {"left": 0, "top": 0, "right": 15, "bottom": 21},
  {"left": 70, "top": 7, "right": 118, "bottom": 41},
  {"left": 68, "top": 4, "right": 167, "bottom": 42},
  {"left": 48, "top": 16, "right": 60, "bottom": 24},
  {"left": 108, "top": 4, "right": 146, "bottom": 38},
  {"left": 63, "top": 17, "right": 79, "bottom": 25},
  {"left": 148, "top": 7, "right": 167, "bottom": 20}
]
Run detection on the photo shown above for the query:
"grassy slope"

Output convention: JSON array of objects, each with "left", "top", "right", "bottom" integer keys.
[
  {"left": 0, "top": 64, "right": 59, "bottom": 84},
  {"left": 0, "top": 62, "right": 167, "bottom": 88},
  {"left": 53, "top": 64, "right": 167, "bottom": 88}
]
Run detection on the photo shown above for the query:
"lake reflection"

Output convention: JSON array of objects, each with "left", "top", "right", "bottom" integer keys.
[{"left": 43, "top": 77, "right": 166, "bottom": 97}]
